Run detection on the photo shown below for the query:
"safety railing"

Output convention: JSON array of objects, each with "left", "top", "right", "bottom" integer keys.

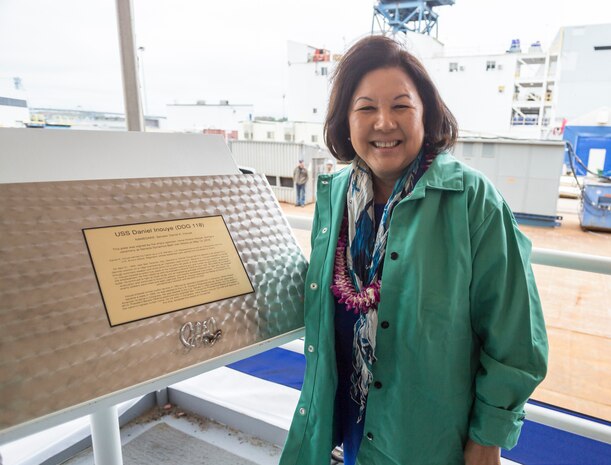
[
  {"left": 530, "top": 248, "right": 611, "bottom": 276},
  {"left": 286, "top": 215, "right": 611, "bottom": 276}
]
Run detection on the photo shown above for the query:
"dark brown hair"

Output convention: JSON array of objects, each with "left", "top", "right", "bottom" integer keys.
[{"left": 324, "top": 35, "right": 458, "bottom": 161}]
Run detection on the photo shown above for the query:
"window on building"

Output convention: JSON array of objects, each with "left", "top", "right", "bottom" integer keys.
[
  {"left": 486, "top": 60, "right": 496, "bottom": 71},
  {"left": 311, "top": 135, "right": 318, "bottom": 143},
  {"left": 279, "top": 177, "right": 294, "bottom": 188},
  {"left": 267, "top": 131, "right": 275, "bottom": 140},
  {"left": 463, "top": 142, "right": 474, "bottom": 158},
  {"left": 449, "top": 62, "right": 458, "bottom": 72},
  {"left": 266, "top": 175, "right": 277, "bottom": 186},
  {"left": 313, "top": 108, "right": 318, "bottom": 114},
  {"left": 321, "top": 67, "right": 328, "bottom": 76},
  {"left": 482, "top": 143, "right": 496, "bottom": 159},
  {"left": 284, "top": 133, "right": 294, "bottom": 142}
]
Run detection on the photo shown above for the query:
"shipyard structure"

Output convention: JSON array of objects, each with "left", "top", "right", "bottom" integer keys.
[{"left": 254, "top": 23, "right": 610, "bottom": 143}]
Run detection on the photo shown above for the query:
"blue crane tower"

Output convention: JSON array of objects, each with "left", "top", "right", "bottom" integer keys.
[{"left": 373, "top": 0, "right": 455, "bottom": 37}]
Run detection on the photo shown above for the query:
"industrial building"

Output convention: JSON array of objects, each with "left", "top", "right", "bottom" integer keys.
[
  {"left": 280, "top": 23, "right": 611, "bottom": 141},
  {"left": 166, "top": 100, "right": 254, "bottom": 137},
  {"left": 0, "top": 77, "right": 29, "bottom": 128}
]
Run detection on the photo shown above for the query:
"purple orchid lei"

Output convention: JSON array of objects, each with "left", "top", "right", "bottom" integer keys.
[{"left": 330, "top": 217, "right": 381, "bottom": 314}]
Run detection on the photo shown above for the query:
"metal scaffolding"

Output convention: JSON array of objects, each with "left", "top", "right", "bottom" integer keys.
[{"left": 372, "top": 0, "right": 455, "bottom": 37}]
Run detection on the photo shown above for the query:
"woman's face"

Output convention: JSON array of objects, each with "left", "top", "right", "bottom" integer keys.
[{"left": 348, "top": 66, "right": 425, "bottom": 185}]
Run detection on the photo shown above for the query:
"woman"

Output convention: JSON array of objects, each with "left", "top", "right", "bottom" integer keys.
[{"left": 280, "top": 35, "right": 548, "bottom": 465}]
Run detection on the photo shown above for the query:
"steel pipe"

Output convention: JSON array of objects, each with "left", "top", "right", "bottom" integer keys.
[
  {"left": 525, "top": 403, "right": 611, "bottom": 444},
  {"left": 90, "top": 405, "right": 123, "bottom": 465},
  {"left": 115, "top": 0, "right": 144, "bottom": 131},
  {"left": 531, "top": 248, "right": 611, "bottom": 275},
  {"left": 285, "top": 214, "right": 314, "bottom": 231}
]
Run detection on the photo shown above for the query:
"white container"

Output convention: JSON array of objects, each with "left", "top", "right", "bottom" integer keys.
[{"left": 453, "top": 138, "right": 565, "bottom": 220}]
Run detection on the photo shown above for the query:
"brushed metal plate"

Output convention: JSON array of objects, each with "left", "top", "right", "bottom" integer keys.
[{"left": 0, "top": 174, "right": 307, "bottom": 432}]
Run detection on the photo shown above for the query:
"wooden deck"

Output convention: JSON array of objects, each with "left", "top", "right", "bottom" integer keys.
[
  {"left": 521, "top": 199, "right": 610, "bottom": 421},
  {"left": 281, "top": 198, "right": 611, "bottom": 422}
]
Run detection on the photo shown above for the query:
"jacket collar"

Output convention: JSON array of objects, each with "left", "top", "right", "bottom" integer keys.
[{"left": 411, "top": 152, "right": 464, "bottom": 197}]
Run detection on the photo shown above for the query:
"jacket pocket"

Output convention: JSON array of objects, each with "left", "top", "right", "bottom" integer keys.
[{"left": 410, "top": 302, "right": 475, "bottom": 400}]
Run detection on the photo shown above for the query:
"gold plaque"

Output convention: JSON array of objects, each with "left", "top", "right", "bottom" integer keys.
[{"left": 83, "top": 216, "right": 254, "bottom": 326}]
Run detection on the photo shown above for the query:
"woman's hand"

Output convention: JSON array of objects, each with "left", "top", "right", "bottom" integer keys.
[{"left": 463, "top": 439, "right": 501, "bottom": 465}]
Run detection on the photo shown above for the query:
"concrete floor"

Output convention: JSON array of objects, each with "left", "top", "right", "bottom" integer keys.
[{"left": 281, "top": 198, "right": 611, "bottom": 421}]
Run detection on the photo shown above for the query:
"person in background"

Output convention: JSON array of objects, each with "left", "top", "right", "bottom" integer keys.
[
  {"left": 293, "top": 159, "right": 309, "bottom": 207},
  {"left": 280, "top": 35, "right": 547, "bottom": 465},
  {"left": 325, "top": 159, "right": 335, "bottom": 174}
]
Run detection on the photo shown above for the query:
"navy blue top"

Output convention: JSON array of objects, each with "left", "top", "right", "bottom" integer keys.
[{"left": 334, "top": 203, "right": 385, "bottom": 465}]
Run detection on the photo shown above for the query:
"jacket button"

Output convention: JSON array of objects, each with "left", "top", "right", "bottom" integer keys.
[
  {"left": 309, "top": 282, "right": 318, "bottom": 290},
  {"left": 390, "top": 252, "right": 399, "bottom": 260},
  {"left": 366, "top": 432, "right": 374, "bottom": 440},
  {"left": 374, "top": 381, "right": 382, "bottom": 389},
  {"left": 299, "top": 407, "right": 306, "bottom": 416},
  {"left": 381, "top": 321, "right": 389, "bottom": 329},
  {"left": 321, "top": 227, "right": 328, "bottom": 234},
  {"left": 307, "top": 345, "right": 315, "bottom": 353}
]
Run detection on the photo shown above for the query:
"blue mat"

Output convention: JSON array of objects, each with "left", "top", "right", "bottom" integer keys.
[
  {"left": 227, "top": 347, "right": 611, "bottom": 464},
  {"left": 227, "top": 347, "right": 305, "bottom": 390},
  {"left": 503, "top": 420, "right": 611, "bottom": 464}
]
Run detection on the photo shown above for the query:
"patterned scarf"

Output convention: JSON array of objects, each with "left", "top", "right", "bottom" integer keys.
[{"left": 333, "top": 148, "right": 431, "bottom": 422}]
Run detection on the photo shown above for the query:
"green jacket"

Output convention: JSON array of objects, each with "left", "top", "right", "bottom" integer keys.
[{"left": 280, "top": 153, "right": 548, "bottom": 465}]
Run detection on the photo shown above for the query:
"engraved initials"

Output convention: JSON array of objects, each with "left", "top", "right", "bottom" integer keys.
[{"left": 180, "top": 318, "right": 222, "bottom": 349}]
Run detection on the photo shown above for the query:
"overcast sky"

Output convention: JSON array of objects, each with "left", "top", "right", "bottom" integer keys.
[{"left": 1, "top": 0, "right": 609, "bottom": 117}]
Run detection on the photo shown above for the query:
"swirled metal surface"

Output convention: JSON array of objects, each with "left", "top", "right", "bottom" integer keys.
[{"left": 0, "top": 174, "right": 307, "bottom": 431}]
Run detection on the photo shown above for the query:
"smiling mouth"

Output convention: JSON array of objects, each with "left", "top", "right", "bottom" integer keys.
[{"left": 371, "top": 140, "right": 401, "bottom": 148}]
